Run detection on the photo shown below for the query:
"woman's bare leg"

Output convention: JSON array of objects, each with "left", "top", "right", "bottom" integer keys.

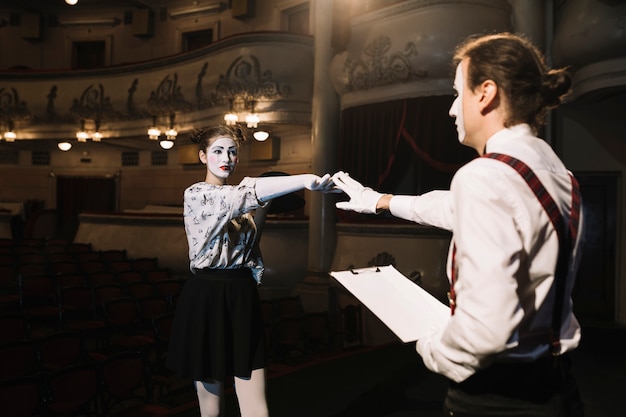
[
  {"left": 234, "top": 368, "right": 269, "bottom": 417},
  {"left": 195, "top": 380, "right": 223, "bottom": 417}
]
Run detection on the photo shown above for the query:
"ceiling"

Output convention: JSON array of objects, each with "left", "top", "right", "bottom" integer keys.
[{"left": 0, "top": 0, "right": 160, "bottom": 13}]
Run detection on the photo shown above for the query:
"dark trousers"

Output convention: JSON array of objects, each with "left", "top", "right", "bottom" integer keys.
[{"left": 443, "top": 354, "right": 585, "bottom": 417}]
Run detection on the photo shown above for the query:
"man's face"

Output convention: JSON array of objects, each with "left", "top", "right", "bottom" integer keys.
[
  {"left": 449, "top": 62, "right": 466, "bottom": 144},
  {"left": 203, "top": 137, "right": 238, "bottom": 181}
]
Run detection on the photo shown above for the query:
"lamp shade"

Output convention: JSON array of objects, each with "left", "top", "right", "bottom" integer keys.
[
  {"left": 165, "top": 128, "right": 178, "bottom": 140},
  {"left": 58, "top": 142, "right": 72, "bottom": 151},
  {"left": 160, "top": 140, "right": 174, "bottom": 150},
  {"left": 253, "top": 130, "right": 270, "bottom": 141},
  {"left": 224, "top": 113, "right": 238, "bottom": 125},
  {"left": 245, "top": 113, "right": 259, "bottom": 128},
  {"left": 148, "top": 127, "right": 161, "bottom": 140}
]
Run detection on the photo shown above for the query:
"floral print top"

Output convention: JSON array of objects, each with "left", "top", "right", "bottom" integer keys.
[{"left": 183, "top": 177, "right": 267, "bottom": 283}]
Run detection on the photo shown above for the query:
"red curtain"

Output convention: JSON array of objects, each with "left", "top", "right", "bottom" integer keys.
[{"left": 337, "top": 95, "right": 476, "bottom": 195}]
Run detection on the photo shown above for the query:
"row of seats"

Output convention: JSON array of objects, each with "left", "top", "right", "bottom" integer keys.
[
  {"left": 1, "top": 239, "right": 181, "bottom": 415},
  {"left": 260, "top": 295, "right": 364, "bottom": 363},
  {"left": 0, "top": 344, "right": 172, "bottom": 417},
  {"left": 0, "top": 237, "right": 180, "bottom": 335},
  {"left": 1, "top": 277, "right": 177, "bottom": 416}
]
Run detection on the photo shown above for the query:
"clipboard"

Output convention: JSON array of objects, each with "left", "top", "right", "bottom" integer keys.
[{"left": 330, "top": 265, "right": 449, "bottom": 343}]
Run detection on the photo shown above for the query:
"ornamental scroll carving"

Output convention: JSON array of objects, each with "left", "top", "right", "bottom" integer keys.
[
  {"left": 344, "top": 36, "right": 427, "bottom": 91},
  {"left": 147, "top": 73, "right": 194, "bottom": 116},
  {"left": 69, "top": 83, "right": 119, "bottom": 121},
  {"left": 213, "top": 54, "right": 291, "bottom": 106},
  {"left": 0, "top": 87, "right": 31, "bottom": 122}
]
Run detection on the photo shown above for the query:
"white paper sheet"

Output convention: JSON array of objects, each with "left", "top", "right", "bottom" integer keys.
[{"left": 331, "top": 265, "right": 450, "bottom": 343}]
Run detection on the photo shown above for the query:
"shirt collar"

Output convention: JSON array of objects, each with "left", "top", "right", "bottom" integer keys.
[{"left": 485, "top": 124, "right": 534, "bottom": 153}]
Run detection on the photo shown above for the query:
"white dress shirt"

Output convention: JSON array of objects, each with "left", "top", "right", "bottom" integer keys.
[
  {"left": 184, "top": 177, "right": 266, "bottom": 283},
  {"left": 389, "top": 124, "right": 584, "bottom": 383}
]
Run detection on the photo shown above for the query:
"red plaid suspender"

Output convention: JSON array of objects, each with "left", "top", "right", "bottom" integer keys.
[{"left": 449, "top": 153, "right": 582, "bottom": 354}]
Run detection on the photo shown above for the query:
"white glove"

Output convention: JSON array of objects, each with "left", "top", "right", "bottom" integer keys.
[
  {"left": 255, "top": 173, "right": 335, "bottom": 203},
  {"left": 304, "top": 173, "right": 336, "bottom": 192},
  {"left": 332, "top": 171, "right": 383, "bottom": 214}
]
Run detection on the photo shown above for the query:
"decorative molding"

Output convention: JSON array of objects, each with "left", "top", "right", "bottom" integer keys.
[
  {"left": 146, "top": 73, "right": 194, "bottom": 115},
  {"left": 69, "top": 84, "right": 118, "bottom": 121},
  {"left": 0, "top": 87, "right": 31, "bottom": 121},
  {"left": 344, "top": 36, "right": 427, "bottom": 92},
  {"left": 0, "top": 32, "right": 313, "bottom": 141},
  {"left": 1, "top": 33, "right": 311, "bottom": 80},
  {"left": 213, "top": 54, "right": 291, "bottom": 104}
]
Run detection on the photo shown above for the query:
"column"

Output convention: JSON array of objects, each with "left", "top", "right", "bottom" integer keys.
[{"left": 293, "top": 0, "right": 340, "bottom": 312}]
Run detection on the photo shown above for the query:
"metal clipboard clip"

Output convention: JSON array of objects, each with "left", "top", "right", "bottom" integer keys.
[{"left": 349, "top": 266, "right": 381, "bottom": 275}]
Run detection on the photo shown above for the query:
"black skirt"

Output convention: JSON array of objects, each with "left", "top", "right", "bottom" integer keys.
[{"left": 166, "top": 268, "right": 266, "bottom": 382}]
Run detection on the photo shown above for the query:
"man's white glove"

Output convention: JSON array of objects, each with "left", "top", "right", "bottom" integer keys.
[{"left": 332, "top": 171, "right": 383, "bottom": 214}]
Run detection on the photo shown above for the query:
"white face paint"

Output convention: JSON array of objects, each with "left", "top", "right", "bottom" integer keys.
[
  {"left": 205, "top": 137, "right": 238, "bottom": 180},
  {"left": 449, "top": 62, "right": 466, "bottom": 143}
]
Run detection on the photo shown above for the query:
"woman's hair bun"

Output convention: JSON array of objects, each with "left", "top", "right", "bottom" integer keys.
[{"left": 189, "top": 128, "right": 206, "bottom": 144}]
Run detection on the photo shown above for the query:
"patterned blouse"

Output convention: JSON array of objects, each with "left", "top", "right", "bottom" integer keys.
[{"left": 183, "top": 177, "right": 267, "bottom": 283}]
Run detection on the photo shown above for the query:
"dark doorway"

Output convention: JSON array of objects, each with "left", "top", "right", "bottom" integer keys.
[
  {"left": 56, "top": 176, "right": 117, "bottom": 241},
  {"left": 572, "top": 172, "right": 618, "bottom": 325},
  {"left": 182, "top": 29, "right": 213, "bottom": 52},
  {"left": 72, "top": 41, "right": 106, "bottom": 69}
]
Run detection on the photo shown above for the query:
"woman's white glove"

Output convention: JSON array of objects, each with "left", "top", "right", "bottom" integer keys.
[
  {"left": 304, "top": 173, "right": 335, "bottom": 192},
  {"left": 256, "top": 173, "right": 335, "bottom": 203},
  {"left": 332, "top": 171, "right": 383, "bottom": 214}
]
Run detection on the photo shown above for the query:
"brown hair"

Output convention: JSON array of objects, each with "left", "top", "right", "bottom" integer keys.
[
  {"left": 189, "top": 124, "right": 247, "bottom": 152},
  {"left": 453, "top": 32, "right": 572, "bottom": 133}
]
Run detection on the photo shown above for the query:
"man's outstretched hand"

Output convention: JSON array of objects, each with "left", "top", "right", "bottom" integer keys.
[{"left": 332, "top": 171, "right": 383, "bottom": 214}]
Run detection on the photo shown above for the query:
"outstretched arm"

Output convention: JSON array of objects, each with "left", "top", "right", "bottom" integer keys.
[
  {"left": 255, "top": 173, "right": 334, "bottom": 203},
  {"left": 332, "top": 171, "right": 391, "bottom": 214},
  {"left": 333, "top": 171, "right": 453, "bottom": 229}
]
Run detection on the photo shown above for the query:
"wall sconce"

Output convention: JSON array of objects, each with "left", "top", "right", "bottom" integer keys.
[
  {"left": 253, "top": 130, "right": 270, "bottom": 141},
  {"left": 3, "top": 120, "right": 16, "bottom": 142},
  {"left": 148, "top": 114, "right": 178, "bottom": 149},
  {"left": 148, "top": 116, "right": 161, "bottom": 140},
  {"left": 76, "top": 119, "right": 103, "bottom": 142},
  {"left": 223, "top": 99, "right": 268, "bottom": 139},
  {"left": 224, "top": 98, "right": 262, "bottom": 127},
  {"left": 165, "top": 122, "right": 178, "bottom": 140},
  {"left": 224, "top": 112, "right": 238, "bottom": 126},
  {"left": 92, "top": 120, "right": 102, "bottom": 142},
  {"left": 245, "top": 113, "right": 259, "bottom": 128},
  {"left": 65, "top": 0, "right": 78, "bottom": 5},
  {"left": 58, "top": 141, "right": 72, "bottom": 151}
]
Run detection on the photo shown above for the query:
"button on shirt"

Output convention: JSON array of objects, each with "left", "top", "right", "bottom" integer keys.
[
  {"left": 388, "top": 124, "right": 584, "bottom": 383},
  {"left": 184, "top": 177, "right": 266, "bottom": 283}
]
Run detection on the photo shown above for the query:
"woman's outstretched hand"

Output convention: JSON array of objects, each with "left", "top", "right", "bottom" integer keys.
[
  {"left": 303, "top": 173, "right": 337, "bottom": 193},
  {"left": 332, "top": 171, "right": 383, "bottom": 214}
]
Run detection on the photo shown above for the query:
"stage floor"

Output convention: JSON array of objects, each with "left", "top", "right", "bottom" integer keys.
[{"left": 165, "top": 326, "right": 626, "bottom": 417}]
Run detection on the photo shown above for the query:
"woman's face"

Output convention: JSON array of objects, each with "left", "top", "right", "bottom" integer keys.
[{"left": 201, "top": 136, "right": 238, "bottom": 184}]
